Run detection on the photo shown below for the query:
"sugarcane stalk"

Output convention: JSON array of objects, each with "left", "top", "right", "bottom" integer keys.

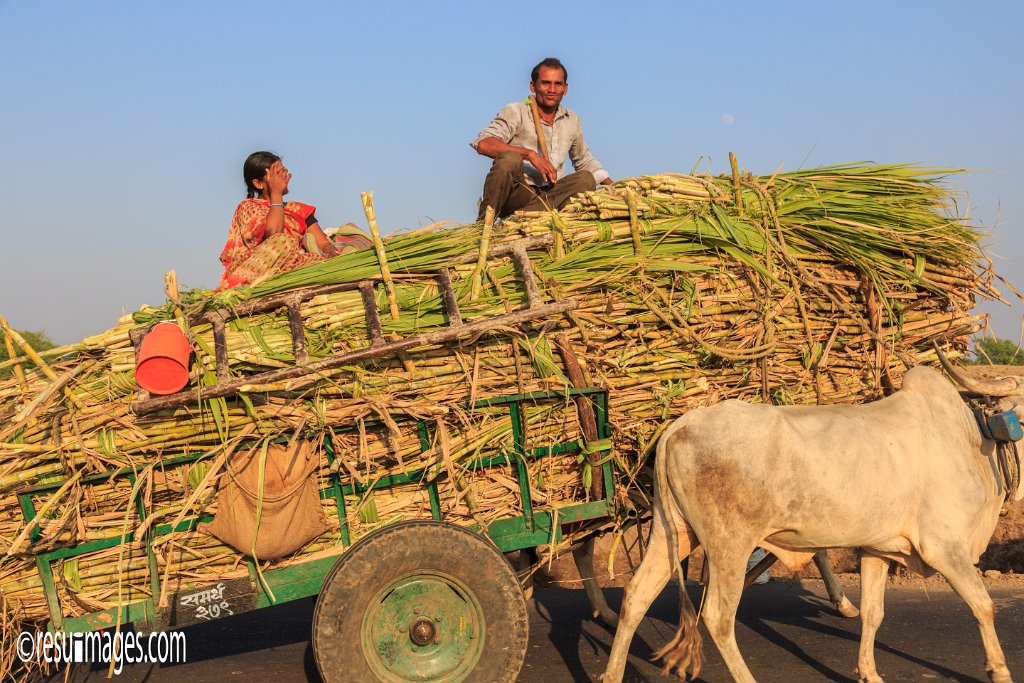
[
  {"left": 730, "top": 152, "right": 743, "bottom": 216},
  {"left": 0, "top": 316, "right": 85, "bottom": 411},
  {"left": 361, "top": 192, "right": 401, "bottom": 321},
  {"left": 626, "top": 190, "right": 643, "bottom": 268},
  {"left": 471, "top": 206, "right": 496, "bottom": 300},
  {"left": 1, "top": 332, "right": 26, "bottom": 393}
]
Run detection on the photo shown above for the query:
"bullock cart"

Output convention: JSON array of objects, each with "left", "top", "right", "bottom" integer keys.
[
  {"left": 0, "top": 163, "right": 996, "bottom": 681},
  {"left": 7, "top": 236, "right": 621, "bottom": 683}
]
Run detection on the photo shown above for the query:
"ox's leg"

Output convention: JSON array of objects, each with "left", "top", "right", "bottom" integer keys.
[
  {"left": 572, "top": 537, "right": 619, "bottom": 627},
  {"left": 701, "top": 548, "right": 757, "bottom": 683},
  {"left": 855, "top": 552, "right": 890, "bottom": 683},
  {"left": 814, "top": 550, "right": 860, "bottom": 618},
  {"left": 931, "top": 552, "right": 1013, "bottom": 683},
  {"left": 602, "top": 505, "right": 677, "bottom": 683}
]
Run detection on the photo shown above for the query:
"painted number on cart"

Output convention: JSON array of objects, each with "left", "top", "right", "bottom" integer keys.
[
  {"left": 180, "top": 583, "right": 234, "bottom": 621},
  {"left": 169, "top": 577, "right": 257, "bottom": 627}
]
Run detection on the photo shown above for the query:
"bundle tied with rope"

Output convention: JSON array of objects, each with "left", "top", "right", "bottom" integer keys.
[{"left": 0, "top": 159, "right": 1010, "bottom": 681}]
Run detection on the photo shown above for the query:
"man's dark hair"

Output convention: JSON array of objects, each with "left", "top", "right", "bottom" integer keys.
[
  {"left": 531, "top": 57, "right": 567, "bottom": 84},
  {"left": 243, "top": 150, "right": 281, "bottom": 198}
]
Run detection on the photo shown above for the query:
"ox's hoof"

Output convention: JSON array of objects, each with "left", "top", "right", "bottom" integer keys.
[
  {"left": 855, "top": 668, "right": 884, "bottom": 683},
  {"left": 836, "top": 595, "right": 860, "bottom": 618},
  {"left": 987, "top": 668, "right": 1013, "bottom": 683}
]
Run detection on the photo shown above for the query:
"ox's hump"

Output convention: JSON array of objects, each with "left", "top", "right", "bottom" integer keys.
[{"left": 901, "top": 365, "right": 958, "bottom": 396}]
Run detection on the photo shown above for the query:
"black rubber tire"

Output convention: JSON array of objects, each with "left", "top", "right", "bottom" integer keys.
[{"left": 312, "top": 520, "right": 529, "bottom": 683}]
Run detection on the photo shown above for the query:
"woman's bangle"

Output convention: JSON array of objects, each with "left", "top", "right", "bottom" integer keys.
[{"left": 269, "top": 202, "right": 285, "bottom": 208}]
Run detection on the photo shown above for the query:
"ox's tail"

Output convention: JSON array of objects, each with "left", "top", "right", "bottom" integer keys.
[
  {"left": 650, "top": 424, "right": 704, "bottom": 680},
  {"left": 652, "top": 585, "right": 703, "bottom": 679}
]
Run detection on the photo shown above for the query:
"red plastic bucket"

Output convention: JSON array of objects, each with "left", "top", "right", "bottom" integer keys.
[{"left": 135, "top": 322, "right": 192, "bottom": 395}]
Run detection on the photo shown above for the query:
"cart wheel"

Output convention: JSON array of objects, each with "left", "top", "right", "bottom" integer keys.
[{"left": 312, "top": 520, "right": 529, "bottom": 683}]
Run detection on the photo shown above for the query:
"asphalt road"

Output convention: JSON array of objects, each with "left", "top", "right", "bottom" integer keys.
[{"left": 58, "top": 579, "right": 1024, "bottom": 683}]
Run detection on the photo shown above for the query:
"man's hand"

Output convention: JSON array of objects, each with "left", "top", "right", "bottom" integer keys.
[
  {"left": 477, "top": 137, "right": 557, "bottom": 184},
  {"left": 526, "top": 150, "right": 558, "bottom": 185}
]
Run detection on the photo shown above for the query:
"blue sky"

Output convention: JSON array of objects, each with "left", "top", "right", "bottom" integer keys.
[{"left": 1, "top": 1, "right": 1021, "bottom": 345}]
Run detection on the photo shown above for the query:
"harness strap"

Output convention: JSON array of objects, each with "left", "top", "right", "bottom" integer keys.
[
  {"left": 968, "top": 400, "right": 1021, "bottom": 509},
  {"left": 997, "top": 441, "right": 1020, "bottom": 508},
  {"left": 971, "top": 405, "right": 995, "bottom": 440}
]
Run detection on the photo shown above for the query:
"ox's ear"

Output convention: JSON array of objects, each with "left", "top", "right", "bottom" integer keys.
[{"left": 933, "top": 343, "right": 1024, "bottom": 397}]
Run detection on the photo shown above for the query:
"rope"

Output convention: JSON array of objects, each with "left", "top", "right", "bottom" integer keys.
[{"left": 997, "top": 441, "right": 1020, "bottom": 506}]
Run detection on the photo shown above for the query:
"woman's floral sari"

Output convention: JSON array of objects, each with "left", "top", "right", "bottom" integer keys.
[{"left": 216, "top": 199, "right": 324, "bottom": 291}]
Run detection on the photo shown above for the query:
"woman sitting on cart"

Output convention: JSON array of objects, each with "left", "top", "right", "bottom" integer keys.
[{"left": 216, "top": 151, "right": 364, "bottom": 291}]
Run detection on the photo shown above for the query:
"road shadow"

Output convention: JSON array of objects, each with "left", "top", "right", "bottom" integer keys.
[
  {"left": 981, "top": 537, "right": 1024, "bottom": 572},
  {"left": 533, "top": 581, "right": 991, "bottom": 683},
  {"left": 732, "top": 583, "right": 978, "bottom": 682},
  {"left": 56, "top": 597, "right": 319, "bottom": 682},
  {"left": 532, "top": 585, "right": 672, "bottom": 683}
]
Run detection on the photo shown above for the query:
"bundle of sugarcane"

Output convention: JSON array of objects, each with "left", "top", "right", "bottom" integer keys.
[{"left": 0, "top": 162, "right": 1001, "bottom": 677}]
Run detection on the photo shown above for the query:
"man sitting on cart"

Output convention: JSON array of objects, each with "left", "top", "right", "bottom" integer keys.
[{"left": 470, "top": 57, "right": 612, "bottom": 221}]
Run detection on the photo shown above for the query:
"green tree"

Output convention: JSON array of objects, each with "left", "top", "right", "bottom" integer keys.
[
  {"left": 968, "top": 337, "right": 1024, "bottom": 365},
  {"left": 0, "top": 329, "right": 57, "bottom": 378}
]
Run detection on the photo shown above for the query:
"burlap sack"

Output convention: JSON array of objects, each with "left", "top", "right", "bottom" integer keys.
[{"left": 203, "top": 440, "right": 330, "bottom": 560}]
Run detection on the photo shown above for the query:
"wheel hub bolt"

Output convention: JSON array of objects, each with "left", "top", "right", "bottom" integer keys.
[{"left": 410, "top": 616, "right": 436, "bottom": 646}]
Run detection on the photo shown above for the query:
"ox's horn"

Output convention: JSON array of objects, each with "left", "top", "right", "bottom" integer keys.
[{"left": 933, "top": 343, "right": 1023, "bottom": 396}]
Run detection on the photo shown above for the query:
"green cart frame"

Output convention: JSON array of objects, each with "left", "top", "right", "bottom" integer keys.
[{"left": 17, "top": 386, "right": 617, "bottom": 682}]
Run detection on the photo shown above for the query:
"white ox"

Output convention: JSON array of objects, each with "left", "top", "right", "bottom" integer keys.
[{"left": 603, "top": 357, "right": 1022, "bottom": 683}]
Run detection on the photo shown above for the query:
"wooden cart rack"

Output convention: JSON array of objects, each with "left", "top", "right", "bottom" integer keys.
[{"left": 14, "top": 234, "right": 621, "bottom": 681}]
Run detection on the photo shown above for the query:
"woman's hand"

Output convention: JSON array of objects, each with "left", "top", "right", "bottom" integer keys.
[
  {"left": 308, "top": 223, "right": 340, "bottom": 257},
  {"left": 261, "top": 161, "right": 291, "bottom": 238},
  {"left": 265, "top": 161, "right": 291, "bottom": 201}
]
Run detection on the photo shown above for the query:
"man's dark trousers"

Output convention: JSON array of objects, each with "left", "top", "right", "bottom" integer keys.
[{"left": 478, "top": 152, "right": 596, "bottom": 221}]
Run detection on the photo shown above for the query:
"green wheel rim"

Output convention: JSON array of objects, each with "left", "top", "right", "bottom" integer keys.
[{"left": 361, "top": 569, "right": 486, "bottom": 682}]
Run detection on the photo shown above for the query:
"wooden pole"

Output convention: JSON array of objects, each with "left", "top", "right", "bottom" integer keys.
[
  {"left": 552, "top": 334, "right": 604, "bottom": 502},
  {"left": 528, "top": 95, "right": 551, "bottom": 162}
]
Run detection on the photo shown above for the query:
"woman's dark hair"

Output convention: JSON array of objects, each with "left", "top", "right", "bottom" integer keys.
[
  {"left": 243, "top": 151, "right": 281, "bottom": 198},
  {"left": 531, "top": 57, "right": 567, "bottom": 84}
]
